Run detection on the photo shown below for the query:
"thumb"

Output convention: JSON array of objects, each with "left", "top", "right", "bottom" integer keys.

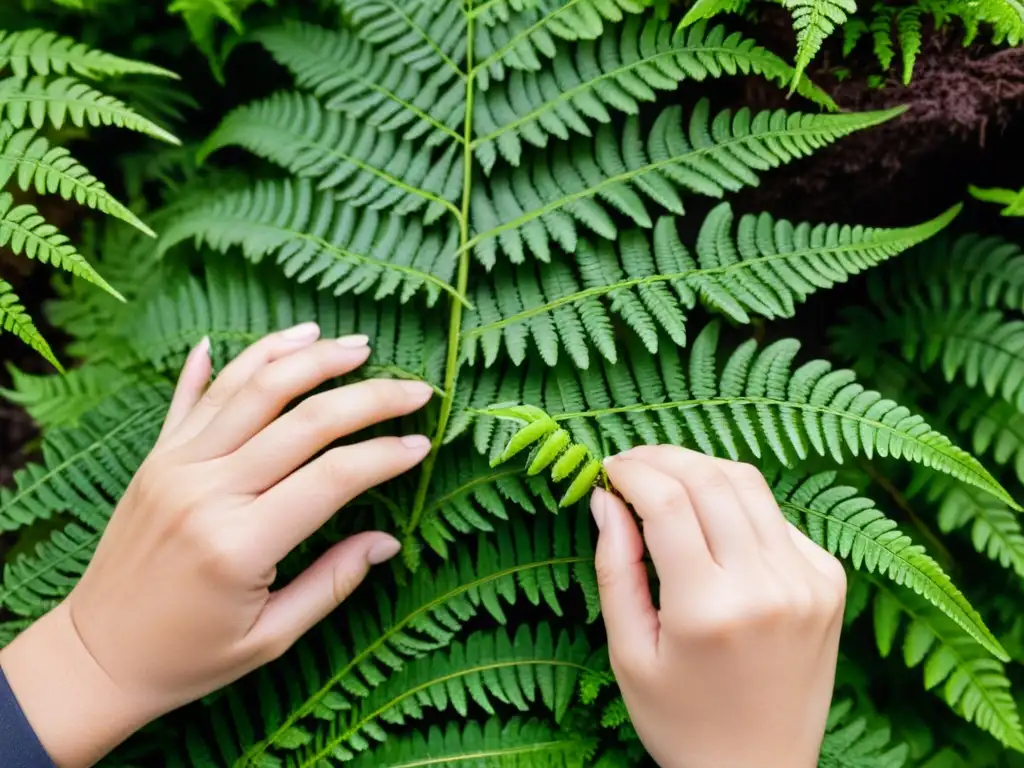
[
  {"left": 592, "top": 488, "right": 659, "bottom": 664},
  {"left": 250, "top": 532, "right": 401, "bottom": 655}
]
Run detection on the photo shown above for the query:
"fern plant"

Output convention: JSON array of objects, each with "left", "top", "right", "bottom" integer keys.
[
  {"left": 1, "top": 1, "right": 1020, "bottom": 765},
  {"left": 0, "top": 28, "right": 179, "bottom": 368}
]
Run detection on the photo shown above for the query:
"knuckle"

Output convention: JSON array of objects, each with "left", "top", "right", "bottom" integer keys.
[
  {"left": 250, "top": 367, "right": 284, "bottom": 398},
  {"left": 730, "top": 462, "right": 768, "bottom": 489},
  {"left": 594, "top": 558, "right": 618, "bottom": 593},
  {"left": 183, "top": 517, "right": 246, "bottom": 580}
]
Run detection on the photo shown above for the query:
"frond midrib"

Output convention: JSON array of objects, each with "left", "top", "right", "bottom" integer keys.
[
  {"left": 473, "top": 0, "right": 587, "bottom": 73},
  {"left": 238, "top": 553, "right": 589, "bottom": 766},
  {"left": 781, "top": 500, "right": 1002, "bottom": 656},
  {"left": 375, "top": 738, "right": 581, "bottom": 768},
  {"left": 0, "top": 407, "right": 164, "bottom": 526},
  {"left": 548, "top": 395, "right": 1013, "bottom": 507},
  {"left": 472, "top": 42, "right": 787, "bottom": 147},
  {"left": 870, "top": 578, "right": 1024, "bottom": 748},
  {"left": 159, "top": 212, "right": 468, "bottom": 305},
  {"left": 463, "top": 223, "right": 943, "bottom": 337},
  {"left": 298, "top": 659, "right": 591, "bottom": 768},
  {"left": 463, "top": 113, "right": 894, "bottom": 253}
]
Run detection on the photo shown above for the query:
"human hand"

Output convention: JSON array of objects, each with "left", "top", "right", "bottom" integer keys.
[
  {"left": 593, "top": 446, "right": 847, "bottom": 768},
  {"left": 0, "top": 324, "right": 434, "bottom": 767}
]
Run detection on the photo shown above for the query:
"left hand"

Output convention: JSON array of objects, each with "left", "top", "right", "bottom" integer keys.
[{"left": 0, "top": 324, "right": 434, "bottom": 767}]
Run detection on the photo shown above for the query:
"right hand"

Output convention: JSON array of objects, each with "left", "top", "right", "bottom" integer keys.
[{"left": 592, "top": 446, "right": 847, "bottom": 768}]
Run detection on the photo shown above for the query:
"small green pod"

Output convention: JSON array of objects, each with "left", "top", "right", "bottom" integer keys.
[
  {"left": 527, "top": 428, "right": 571, "bottom": 476},
  {"left": 495, "top": 417, "right": 559, "bottom": 465},
  {"left": 559, "top": 458, "right": 602, "bottom": 507},
  {"left": 551, "top": 443, "right": 589, "bottom": 481}
]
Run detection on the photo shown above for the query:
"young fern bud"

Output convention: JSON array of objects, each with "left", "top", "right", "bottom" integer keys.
[{"left": 483, "top": 404, "right": 608, "bottom": 507}]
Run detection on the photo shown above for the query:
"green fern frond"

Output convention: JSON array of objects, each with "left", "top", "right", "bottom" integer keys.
[
  {"left": 781, "top": 0, "right": 859, "bottom": 88},
  {"left": 897, "top": 7, "right": 924, "bottom": 84},
  {"left": 936, "top": 484, "right": 1024, "bottom": 579},
  {"left": 0, "top": 385, "right": 168, "bottom": 536},
  {"left": 157, "top": 180, "right": 463, "bottom": 307},
  {"left": 772, "top": 469, "right": 1006, "bottom": 661},
  {"left": 467, "top": 323, "right": 1017, "bottom": 511},
  {"left": 338, "top": 0, "right": 468, "bottom": 80},
  {"left": 341, "top": 718, "right": 595, "bottom": 768},
  {"left": 251, "top": 22, "right": 463, "bottom": 145},
  {"left": 120, "top": 259, "right": 447, "bottom": 385},
  {"left": 842, "top": 17, "right": 869, "bottom": 55},
  {"left": 463, "top": 203, "right": 959, "bottom": 368},
  {"left": 0, "top": 124, "right": 154, "bottom": 235},
  {"left": 858, "top": 233, "right": 1024, "bottom": 318},
  {"left": 680, "top": 0, "right": 752, "bottom": 27},
  {"left": 470, "top": 100, "right": 905, "bottom": 266},
  {"left": 870, "top": 4, "right": 896, "bottom": 71},
  {"left": 470, "top": 0, "right": 654, "bottom": 86},
  {"left": 199, "top": 92, "right": 462, "bottom": 224},
  {"left": 285, "top": 626, "right": 593, "bottom": 766},
  {"left": 969, "top": 184, "right": 1024, "bottom": 216},
  {"left": 0, "top": 192, "right": 124, "bottom": 300},
  {"left": 190, "top": 512, "right": 596, "bottom": 767},
  {"left": 0, "top": 279, "right": 60, "bottom": 371},
  {"left": 0, "top": 29, "right": 178, "bottom": 80},
  {"left": 819, "top": 699, "right": 909, "bottom": 767},
  {"left": 868, "top": 579, "right": 1024, "bottom": 750},
  {"left": 971, "top": 0, "right": 1024, "bottom": 43},
  {"left": 0, "top": 363, "right": 150, "bottom": 429},
  {"left": 954, "top": 398, "right": 1024, "bottom": 486},
  {"left": 473, "top": 17, "right": 837, "bottom": 172},
  {"left": 0, "top": 76, "right": 179, "bottom": 144}
]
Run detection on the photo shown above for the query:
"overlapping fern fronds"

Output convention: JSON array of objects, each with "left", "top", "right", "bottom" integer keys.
[
  {"left": 3, "top": 2, "right": 1015, "bottom": 765},
  {"left": 0, "top": 27, "right": 179, "bottom": 366}
]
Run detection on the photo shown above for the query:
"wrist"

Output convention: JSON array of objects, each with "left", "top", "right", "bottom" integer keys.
[{"left": 0, "top": 602, "right": 157, "bottom": 767}]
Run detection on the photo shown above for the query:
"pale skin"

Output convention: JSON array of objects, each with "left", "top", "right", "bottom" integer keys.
[{"left": 0, "top": 325, "right": 847, "bottom": 767}]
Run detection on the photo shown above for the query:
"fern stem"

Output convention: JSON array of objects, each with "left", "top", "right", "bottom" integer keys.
[
  {"left": 460, "top": 111, "right": 904, "bottom": 256},
  {"left": 470, "top": 45, "right": 759, "bottom": 148},
  {"left": 365, "top": 740, "right": 583, "bottom": 767},
  {"left": 381, "top": 0, "right": 467, "bottom": 79},
  {"left": 858, "top": 459, "right": 957, "bottom": 573},
  {"left": 236, "top": 555, "right": 588, "bottom": 766},
  {"left": 472, "top": 0, "right": 586, "bottom": 74},
  {"left": 406, "top": 1, "right": 477, "bottom": 536},
  {"left": 462, "top": 213, "right": 955, "bottom": 337},
  {"left": 298, "top": 660, "right": 593, "bottom": 768}
]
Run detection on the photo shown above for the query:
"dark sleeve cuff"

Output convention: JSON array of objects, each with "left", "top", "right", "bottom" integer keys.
[{"left": 0, "top": 663, "right": 56, "bottom": 767}]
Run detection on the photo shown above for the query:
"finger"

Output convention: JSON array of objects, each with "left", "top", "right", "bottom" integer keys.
[
  {"left": 229, "top": 378, "right": 433, "bottom": 492},
  {"left": 615, "top": 447, "right": 759, "bottom": 568},
  {"left": 787, "top": 522, "right": 848, "bottom": 593},
  {"left": 250, "top": 435, "right": 432, "bottom": 560},
  {"left": 592, "top": 488, "right": 659, "bottom": 667},
  {"left": 603, "top": 456, "right": 713, "bottom": 585},
  {"left": 169, "top": 322, "right": 324, "bottom": 448},
  {"left": 627, "top": 447, "right": 791, "bottom": 551},
  {"left": 191, "top": 336, "right": 372, "bottom": 459},
  {"left": 248, "top": 532, "right": 401, "bottom": 658},
  {"left": 158, "top": 337, "right": 212, "bottom": 443}
]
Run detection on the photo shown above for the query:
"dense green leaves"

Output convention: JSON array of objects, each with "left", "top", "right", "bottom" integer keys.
[
  {"left": 463, "top": 203, "right": 959, "bottom": 368},
  {"left": 0, "top": 279, "right": 59, "bottom": 370},
  {"left": 0, "top": 28, "right": 177, "bottom": 80},
  {"left": 867, "top": 580, "right": 1024, "bottom": 750},
  {"left": 0, "top": 124, "right": 152, "bottom": 235},
  {"left": 471, "top": 101, "right": 905, "bottom": 266},
  {"left": 462, "top": 322, "right": 1016, "bottom": 510},
  {"left": 0, "top": 192, "right": 123, "bottom": 300},
  {"left": 157, "top": 180, "right": 462, "bottom": 307}
]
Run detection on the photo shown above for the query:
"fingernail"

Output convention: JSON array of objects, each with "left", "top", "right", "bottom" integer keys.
[
  {"left": 337, "top": 334, "right": 370, "bottom": 348},
  {"left": 399, "top": 381, "right": 434, "bottom": 402},
  {"left": 591, "top": 488, "right": 608, "bottom": 530},
  {"left": 368, "top": 537, "right": 402, "bottom": 565},
  {"left": 194, "top": 336, "right": 210, "bottom": 359},
  {"left": 401, "top": 434, "right": 432, "bottom": 452},
  {"left": 281, "top": 322, "right": 320, "bottom": 342}
]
